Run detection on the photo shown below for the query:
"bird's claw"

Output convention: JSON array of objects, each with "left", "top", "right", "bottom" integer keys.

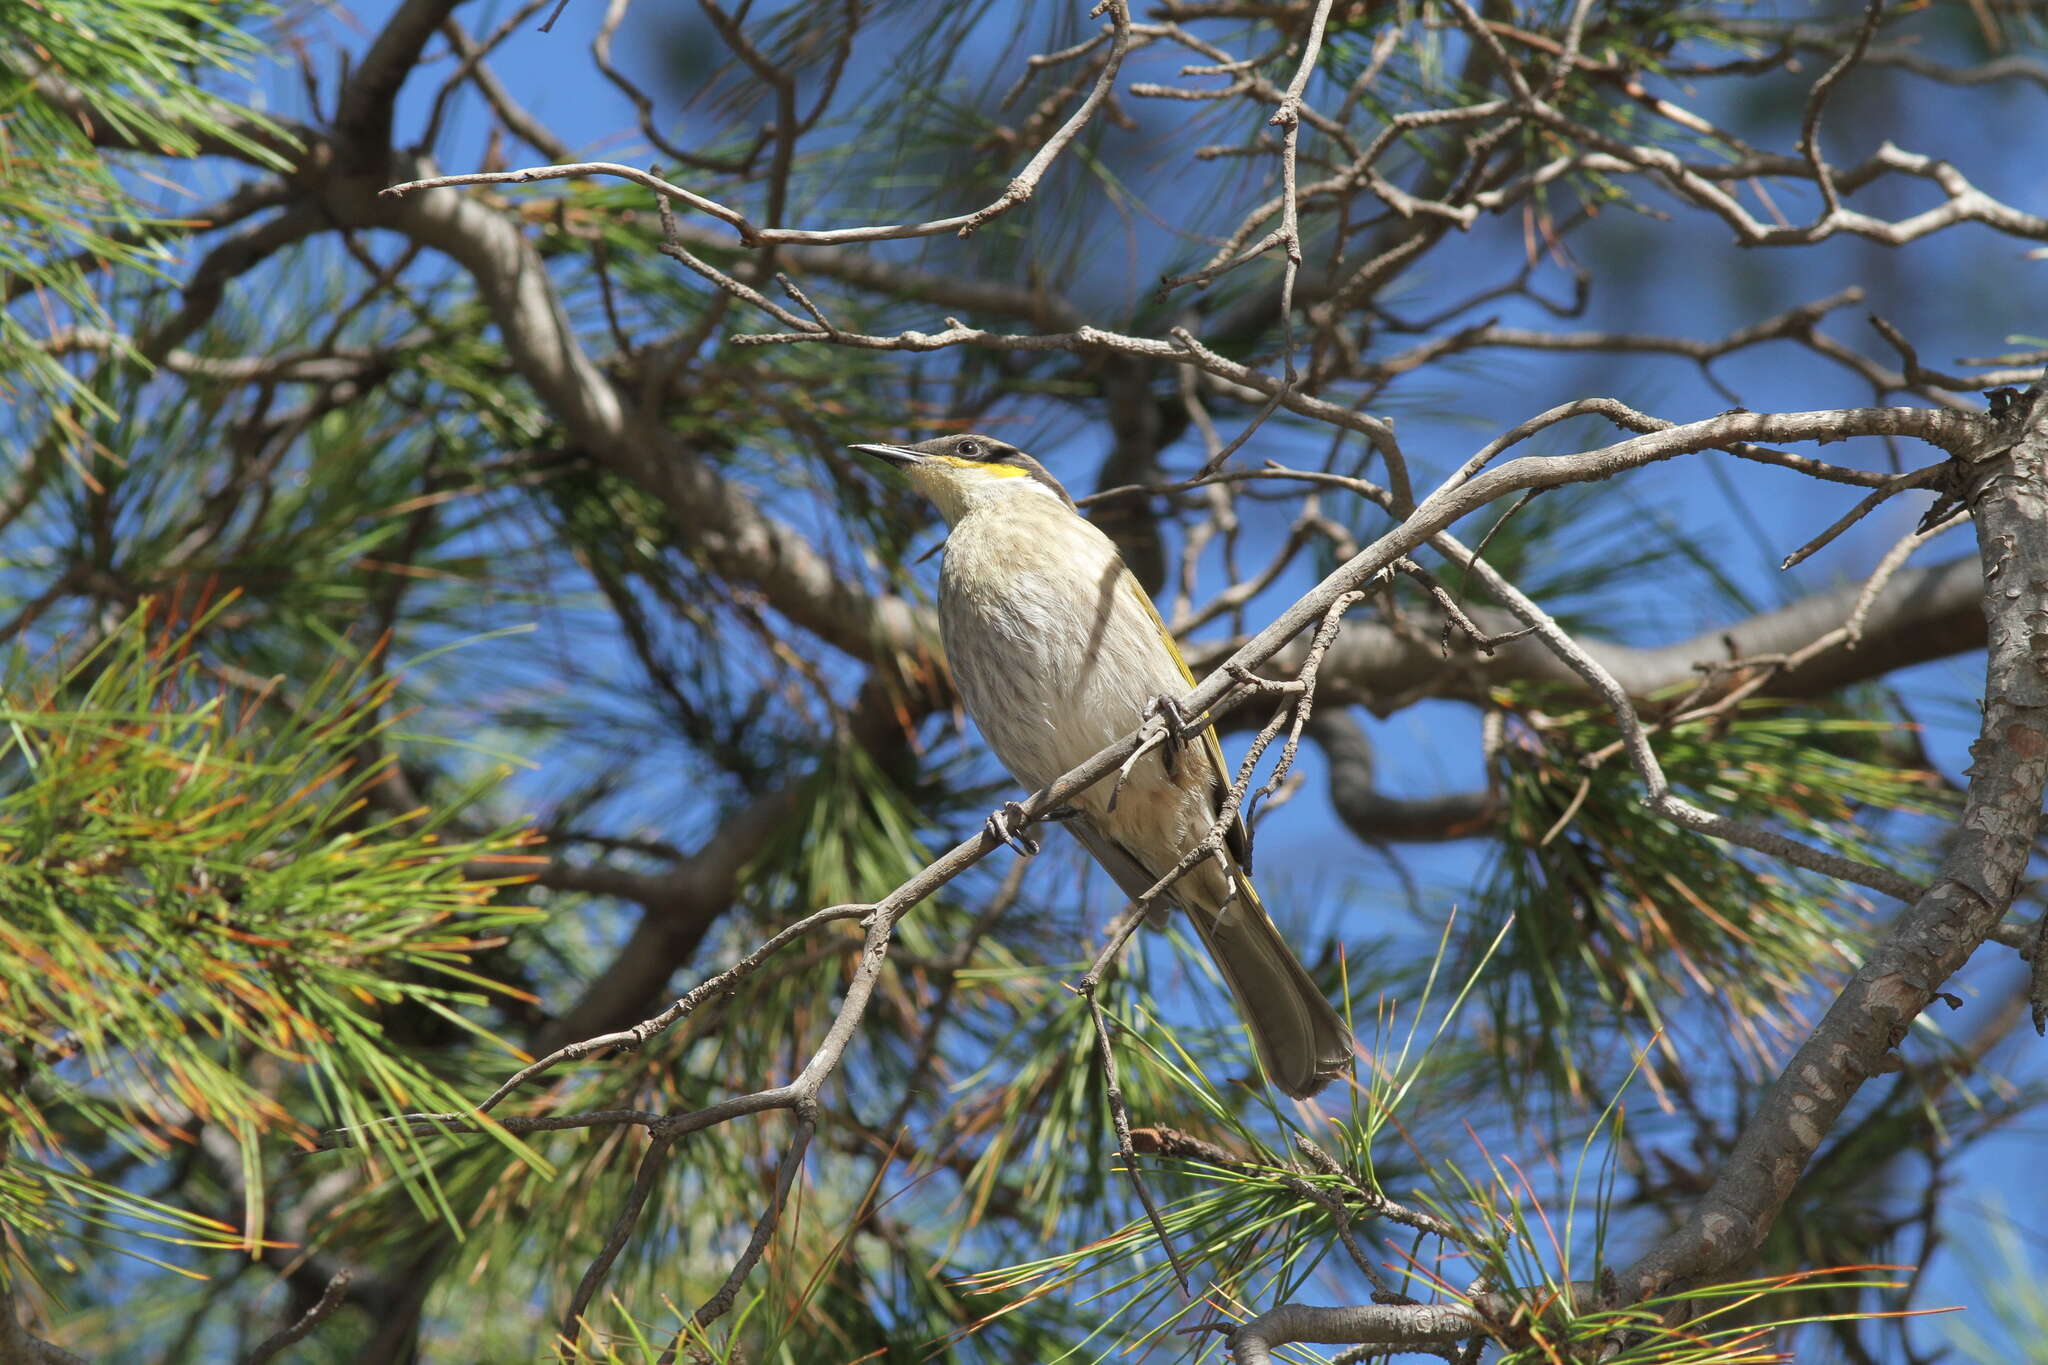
[{"left": 985, "top": 800, "right": 1040, "bottom": 857}]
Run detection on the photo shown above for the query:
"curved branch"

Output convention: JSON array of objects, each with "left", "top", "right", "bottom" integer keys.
[
  {"left": 1308, "top": 709, "right": 1497, "bottom": 842},
  {"left": 334, "top": 0, "right": 460, "bottom": 166}
]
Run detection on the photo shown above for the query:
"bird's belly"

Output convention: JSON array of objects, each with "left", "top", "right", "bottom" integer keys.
[{"left": 940, "top": 527, "right": 1188, "bottom": 799}]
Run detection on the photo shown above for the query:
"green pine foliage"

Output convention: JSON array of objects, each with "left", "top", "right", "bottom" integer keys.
[
  {"left": 0, "top": 0, "right": 295, "bottom": 419},
  {"left": 0, "top": 601, "right": 538, "bottom": 1278},
  {"left": 1473, "top": 697, "right": 1955, "bottom": 1104}
]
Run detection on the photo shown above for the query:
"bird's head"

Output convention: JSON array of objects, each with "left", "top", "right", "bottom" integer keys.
[{"left": 848, "top": 433, "right": 1074, "bottom": 524}]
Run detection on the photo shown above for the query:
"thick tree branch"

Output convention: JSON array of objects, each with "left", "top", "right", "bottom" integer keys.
[
  {"left": 335, "top": 156, "right": 930, "bottom": 664},
  {"left": 1225, "top": 554, "right": 1988, "bottom": 714},
  {"left": 334, "top": 0, "right": 464, "bottom": 166},
  {"left": 1622, "top": 382, "right": 2048, "bottom": 1298},
  {"left": 1309, "top": 709, "right": 1497, "bottom": 842},
  {"left": 1226, "top": 1284, "right": 1598, "bottom": 1364},
  {"left": 1, "top": 1286, "right": 83, "bottom": 1365}
]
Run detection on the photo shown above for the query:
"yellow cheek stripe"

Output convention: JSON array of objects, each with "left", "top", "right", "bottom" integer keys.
[{"left": 935, "top": 455, "right": 1029, "bottom": 477}]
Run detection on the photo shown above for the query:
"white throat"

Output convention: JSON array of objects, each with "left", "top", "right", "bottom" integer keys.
[{"left": 920, "top": 468, "right": 1067, "bottom": 526}]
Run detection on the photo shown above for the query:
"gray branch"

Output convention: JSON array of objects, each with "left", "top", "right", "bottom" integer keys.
[{"left": 1227, "top": 1284, "right": 1598, "bottom": 1364}]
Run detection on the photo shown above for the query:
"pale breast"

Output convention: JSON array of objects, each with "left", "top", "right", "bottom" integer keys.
[{"left": 940, "top": 510, "right": 1190, "bottom": 795}]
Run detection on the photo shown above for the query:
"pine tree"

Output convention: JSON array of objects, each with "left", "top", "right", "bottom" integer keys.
[{"left": 3, "top": 2, "right": 2045, "bottom": 1361}]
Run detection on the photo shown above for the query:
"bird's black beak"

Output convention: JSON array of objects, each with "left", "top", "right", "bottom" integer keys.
[{"left": 847, "top": 442, "right": 927, "bottom": 468}]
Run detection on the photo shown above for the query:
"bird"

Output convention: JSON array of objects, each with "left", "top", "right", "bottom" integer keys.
[{"left": 847, "top": 432, "right": 1354, "bottom": 1098}]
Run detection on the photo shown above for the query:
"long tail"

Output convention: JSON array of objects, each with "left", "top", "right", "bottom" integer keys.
[{"left": 1185, "top": 867, "right": 1353, "bottom": 1098}]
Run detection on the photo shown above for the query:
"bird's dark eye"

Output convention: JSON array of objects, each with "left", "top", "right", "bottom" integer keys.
[{"left": 957, "top": 440, "right": 981, "bottom": 459}]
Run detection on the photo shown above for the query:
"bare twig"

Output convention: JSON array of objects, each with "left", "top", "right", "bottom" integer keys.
[
  {"left": 239, "top": 1271, "right": 352, "bottom": 1365},
  {"left": 1796, "top": 0, "right": 1883, "bottom": 222},
  {"left": 388, "top": 0, "right": 1134, "bottom": 247},
  {"left": 1078, "top": 909, "right": 1193, "bottom": 1294},
  {"left": 559, "top": 1129, "right": 681, "bottom": 1348},
  {"left": 1268, "top": 0, "right": 1339, "bottom": 382},
  {"left": 1779, "top": 462, "right": 1946, "bottom": 569}
]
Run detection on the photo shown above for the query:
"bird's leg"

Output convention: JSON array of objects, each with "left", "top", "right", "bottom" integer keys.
[
  {"left": 984, "top": 799, "right": 1041, "bottom": 857},
  {"left": 1040, "top": 804, "right": 1084, "bottom": 823},
  {"left": 1142, "top": 693, "right": 1197, "bottom": 780}
]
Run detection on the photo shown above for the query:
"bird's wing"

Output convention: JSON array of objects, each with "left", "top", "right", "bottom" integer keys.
[{"left": 1118, "top": 572, "right": 1254, "bottom": 874}]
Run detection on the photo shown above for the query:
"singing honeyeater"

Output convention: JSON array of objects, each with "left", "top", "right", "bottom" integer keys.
[{"left": 849, "top": 433, "right": 1354, "bottom": 1098}]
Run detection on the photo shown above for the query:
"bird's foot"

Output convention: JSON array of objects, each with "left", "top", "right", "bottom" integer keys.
[
  {"left": 1110, "top": 696, "right": 1196, "bottom": 811},
  {"left": 1142, "top": 693, "right": 1197, "bottom": 780},
  {"left": 985, "top": 800, "right": 1040, "bottom": 857}
]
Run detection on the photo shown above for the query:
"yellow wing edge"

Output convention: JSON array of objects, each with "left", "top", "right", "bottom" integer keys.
[{"left": 1119, "top": 572, "right": 1254, "bottom": 871}]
